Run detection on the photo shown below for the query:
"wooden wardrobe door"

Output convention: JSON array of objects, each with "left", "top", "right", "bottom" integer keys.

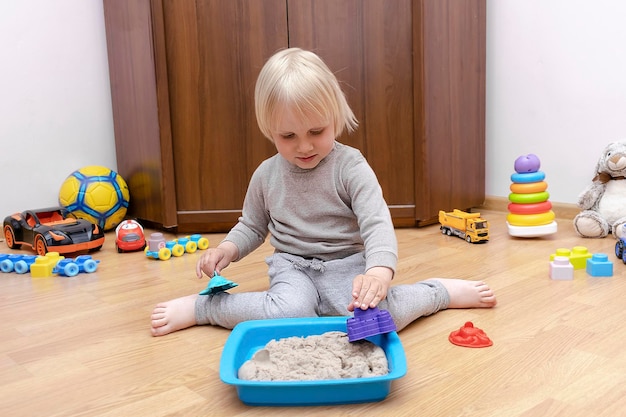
[
  {"left": 287, "top": 0, "right": 416, "bottom": 226},
  {"left": 162, "top": 0, "right": 285, "bottom": 228}
]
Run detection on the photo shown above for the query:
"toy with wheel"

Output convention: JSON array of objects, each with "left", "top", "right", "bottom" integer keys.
[
  {"left": 190, "top": 234, "right": 210, "bottom": 250},
  {"left": 145, "top": 233, "right": 210, "bottom": 261},
  {"left": 0, "top": 254, "right": 37, "bottom": 274},
  {"left": 615, "top": 227, "right": 626, "bottom": 264},
  {"left": 173, "top": 234, "right": 210, "bottom": 254},
  {"left": 3, "top": 207, "right": 105, "bottom": 256},
  {"left": 53, "top": 255, "right": 100, "bottom": 277},
  {"left": 145, "top": 232, "right": 184, "bottom": 261},
  {"left": 174, "top": 237, "right": 198, "bottom": 254},
  {"left": 115, "top": 219, "right": 146, "bottom": 253}
]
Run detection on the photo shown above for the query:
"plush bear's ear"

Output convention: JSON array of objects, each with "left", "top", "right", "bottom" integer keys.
[
  {"left": 593, "top": 145, "right": 607, "bottom": 177},
  {"left": 595, "top": 142, "right": 616, "bottom": 175}
]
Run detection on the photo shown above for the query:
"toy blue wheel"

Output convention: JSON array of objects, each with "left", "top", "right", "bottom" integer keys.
[
  {"left": 616, "top": 241, "right": 624, "bottom": 259},
  {"left": 83, "top": 259, "right": 98, "bottom": 273},
  {"left": 14, "top": 260, "right": 29, "bottom": 274},
  {"left": 64, "top": 263, "right": 80, "bottom": 277},
  {"left": 0, "top": 260, "right": 14, "bottom": 273}
]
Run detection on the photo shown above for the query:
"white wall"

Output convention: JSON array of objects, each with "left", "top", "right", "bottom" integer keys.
[
  {"left": 0, "top": 1, "right": 116, "bottom": 218},
  {"left": 486, "top": 0, "right": 626, "bottom": 203},
  {"left": 1, "top": 1, "right": 625, "bottom": 221}
]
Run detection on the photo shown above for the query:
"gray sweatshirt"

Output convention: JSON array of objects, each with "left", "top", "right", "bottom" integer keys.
[{"left": 224, "top": 141, "right": 398, "bottom": 273}]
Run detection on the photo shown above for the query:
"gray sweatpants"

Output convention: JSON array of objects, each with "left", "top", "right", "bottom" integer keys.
[{"left": 195, "top": 252, "right": 450, "bottom": 331}]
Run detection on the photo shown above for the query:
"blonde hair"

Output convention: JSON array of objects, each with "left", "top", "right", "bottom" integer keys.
[{"left": 255, "top": 48, "right": 358, "bottom": 141}]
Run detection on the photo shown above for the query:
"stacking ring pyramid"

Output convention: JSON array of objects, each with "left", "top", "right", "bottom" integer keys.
[{"left": 507, "top": 154, "right": 558, "bottom": 237}]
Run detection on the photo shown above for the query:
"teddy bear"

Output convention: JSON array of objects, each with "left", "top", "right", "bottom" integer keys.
[{"left": 573, "top": 140, "right": 626, "bottom": 239}]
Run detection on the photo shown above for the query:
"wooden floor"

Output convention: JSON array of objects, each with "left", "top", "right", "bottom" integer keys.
[{"left": 2, "top": 209, "right": 626, "bottom": 416}]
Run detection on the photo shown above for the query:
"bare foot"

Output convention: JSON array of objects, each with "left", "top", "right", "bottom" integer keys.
[
  {"left": 150, "top": 294, "right": 199, "bottom": 336},
  {"left": 433, "top": 279, "right": 497, "bottom": 309}
]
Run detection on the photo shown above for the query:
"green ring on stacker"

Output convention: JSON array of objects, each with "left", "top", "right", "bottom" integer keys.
[{"left": 508, "top": 191, "right": 550, "bottom": 204}]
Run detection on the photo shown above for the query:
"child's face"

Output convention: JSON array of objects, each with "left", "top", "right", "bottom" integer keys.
[{"left": 271, "top": 106, "right": 336, "bottom": 169}]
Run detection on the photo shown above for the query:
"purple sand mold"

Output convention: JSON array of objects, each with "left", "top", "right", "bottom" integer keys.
[{"left": 347, "top": 307, "right": 397, "bottom": 342}]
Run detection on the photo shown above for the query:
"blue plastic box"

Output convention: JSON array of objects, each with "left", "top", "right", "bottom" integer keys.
[{"left": 219, "top": 316, "right": 407, "bottom": 406}]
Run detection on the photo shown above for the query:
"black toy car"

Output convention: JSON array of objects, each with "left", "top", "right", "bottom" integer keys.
[{"left": 3, "top": 207, "right": 105, "bottom": 256}]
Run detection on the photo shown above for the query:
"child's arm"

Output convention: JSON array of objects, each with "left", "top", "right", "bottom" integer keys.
[
  {"left": 348, "top": 266, "right": 393, "bottom": 311},
  {"left": 195, "top": 241, "right": 239, "bottom": 279}
]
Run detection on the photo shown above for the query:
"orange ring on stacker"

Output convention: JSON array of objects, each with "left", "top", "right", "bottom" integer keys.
[
  {"left": 510, "top": 181, "right": 548, "bottom": 194},
  {"left": 508, "top": 201, "right": 552, "bottom": 215},
  {"left": 508, "top": 191, "right": 550, "bottom": 204},
  {"left": 507, "top": 210, "right": 555, "bottom": 226}
]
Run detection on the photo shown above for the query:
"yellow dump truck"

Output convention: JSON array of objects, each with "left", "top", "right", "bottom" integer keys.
[{"left": 438, "top": 209, "right": 489, "bottom": 243}]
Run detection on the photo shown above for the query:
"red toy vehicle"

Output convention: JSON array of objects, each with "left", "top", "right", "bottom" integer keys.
[
  {"left": 3, "top": 207, "right": 105, "bottom": 256},
  {"left": 115, "top": 219, "right": 146, "bottom": 252}
]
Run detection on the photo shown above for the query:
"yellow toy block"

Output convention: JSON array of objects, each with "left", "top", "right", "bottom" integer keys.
[
  {"left": 30, "top": 252, "right": 64, "bottom": 278},
  {"left": 549, "top": 246, "right": 592, "bottom": 270}
]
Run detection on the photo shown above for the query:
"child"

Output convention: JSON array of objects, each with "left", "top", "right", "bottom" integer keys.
[{"left": 150, "top": 48, "right": 496, "bottom": 336}]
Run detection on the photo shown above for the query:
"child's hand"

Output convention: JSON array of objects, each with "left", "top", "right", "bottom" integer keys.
[
  {"left": 348, "top": 267, "right": 393, "bottom": 311},
  {"left": 195, "top": 241, "right": 239, "bottom": 279}
]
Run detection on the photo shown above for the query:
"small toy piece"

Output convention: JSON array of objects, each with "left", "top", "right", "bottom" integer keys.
[
  {"left": 53, "top": 255, "right": 100, "bottom": 277},
  {"left": 145, "top": 233, "right": 209, "bottom": 260},
  {"left": 190, "top": 234, "right": 210, "bottom": 250},
  {"left": 172, "top": 234, "right": 210, "bottom": 254},
  {"left": 438, "top": 209, "right": 489, "bottom": 243},
  {"left": 199, "top": 271, "right": 238, "bottom": 295},
  {"left": 573, "top": 141, "right": 626, "bottom": 239},
  {"left": 550, "top": 256, "right": 574, "bottom": 280},
  {"left": 507, "top": 154, "right": 557, "bottom": 238},
  {"left": 30, "top": 252, "right": 64, "bottom": 278},
  {"left": 448, "top": 321, "right": 492, "bottom": 348},
  {"left": 614, "top": 230, "right": 626, "bottom": 263},
  {"left": 586, "top": 253, "right": 613, "bottom": 277},
  {"left": 550, "top": 246, "right": 592, "bottom": 270},
  {"left": 174, "top": 236, "right": 198, "bottom": 254},
  {"left": 115, "top": 219, "right": 146, "bottom": 252},
  {"left": 0, "top": 254, "right": 37, "bottom": 274},
  {"left": 346, "top": 307, "right": 397, "bottom": 342},
  {"left": 3, "top": 207, "right": 105, "bottom": 256},
  {"left": 145, "top": 233, "right": 181, "bottom": 260}
]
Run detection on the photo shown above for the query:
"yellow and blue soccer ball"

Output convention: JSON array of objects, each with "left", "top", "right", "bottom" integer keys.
[{"left": 58, "top": 166, "right": 130, "bottom": 231}]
